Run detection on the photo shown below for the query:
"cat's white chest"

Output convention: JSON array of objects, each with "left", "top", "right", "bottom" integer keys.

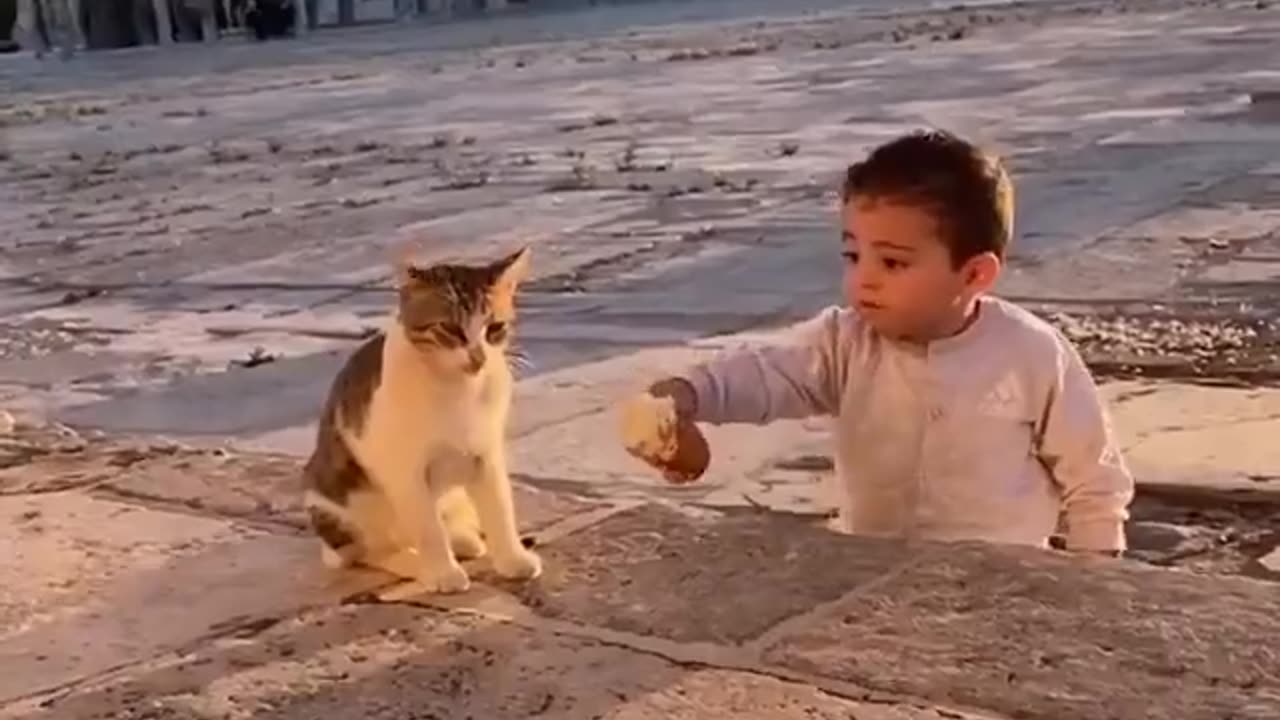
[
  {"left": 355, "top": 331, "right": 510, "bottom": 471},
  {"left": 434, "top": 395, "right": 496, "bottom": 456},
  {"left": 361, "top": 374, "right": 502, "bottom": 460}
]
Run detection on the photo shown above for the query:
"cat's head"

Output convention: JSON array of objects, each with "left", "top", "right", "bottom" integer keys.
[{"left": 395, "top": 246, "right": 531, "bottom": 378}]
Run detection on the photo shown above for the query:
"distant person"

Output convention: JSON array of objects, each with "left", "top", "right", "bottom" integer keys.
[
  {"left": 11, "top": 0, "right": 49, "bottom": 57},
  {"left": 620, "top": 129, "right": 1135, "bottom": 557},
  {"left": 1, "top": 0, "right": 18, "bottom": 53},
  {"left": 12, "top": 0, "right": 78, "bottom": 59},
  {"left": 244, "top": 0, "right": 296, "bottom": 40}
]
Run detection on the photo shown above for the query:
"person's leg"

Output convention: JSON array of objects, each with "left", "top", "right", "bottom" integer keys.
[
  {"left": 132, "top": 0, "right": 156, "bottom": 44},
  {"left": 43, "top": 0, "right": 76, "bottom": 58},
  {"left": 293, "top": 0, "right": 310, "bottom": 35},
  {"left": 16, "top": 0, "right": 49, "bottom": 57},
  {"left": 63, "top": 0, "right": 85, "bottom": 50},
  {"left": 173, "top": 1, "right": 196, "bottom": 42},
  {"left": 12, "top": 0, "right": 33, "bottom": 54},
  {"left": 198, "top": 0, "right": 216, "bottom": 42},
  {"left": 148, "top": 0, "right": 173, "bottom": 45}
]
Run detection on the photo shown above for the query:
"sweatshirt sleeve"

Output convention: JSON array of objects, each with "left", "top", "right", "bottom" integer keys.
[
  {"left": 1035, "top": 334, "right": 1135, "bottom": 552},
  {"left": 683, "top": 306, "right": 848, "bottom": 425}
]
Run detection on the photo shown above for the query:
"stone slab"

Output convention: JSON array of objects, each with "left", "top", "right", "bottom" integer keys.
[
  {"left": 515, "top": 503, "right": 914, "bottom": 645},
  {"left": 98, "top": 447, "right": 603, "bottom": 536},
  {"left": 0, "top": 422, "right": 96, "bottom": 493},
  {"left": 510, "top": 481, "right": 607, "bottom": 538},
  {"left": 1104, "top": 382, "right": 1280, "bottom": 492},
  {"left": 0, "top": 350, "right": 140, "bottom": 388},
  {"left": 102, "top": 446, "right": 307, "bottom": 527},
  {"left": 762, "top": 542, "right": 1280, "bottom": 720},
  {"left": 2, "top": 437, "right": 603, "bottom": 536},
  {"left": 55, "top": 350, "right": 348, "bottom": 438},
  {"left": 1261, "top": 547, "right": 1280, "bottom": 574},
  {"left": 4, "top": 603, "right": 995, "bottom": 720},
  {"left": 0, "top": 491, "right": 378, "bottom": 705}
]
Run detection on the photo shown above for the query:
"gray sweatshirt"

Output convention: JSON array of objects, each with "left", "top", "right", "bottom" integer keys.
[{"left": 684, "top": 296, "right": 1134, "bottom": 552}]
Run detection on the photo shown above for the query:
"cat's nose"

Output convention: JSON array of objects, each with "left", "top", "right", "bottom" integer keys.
[{"left": 463, "top": 346, "right": 486, "bottom": 374}]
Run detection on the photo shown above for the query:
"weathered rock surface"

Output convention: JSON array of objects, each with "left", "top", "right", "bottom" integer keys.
[
  {"left": 5, "top": 604, "right": 999, "bottom": 720},
  {"left": 3, "top": 0, "right": 1280, "bottom": 717},
  {"left": 763, "top": 540, "right": 1280, "bottom": 720},
  {"left": 4, "top": 500, "right": 1276, "bottom": 719},
  {"left": 516, "top": 504, "right": 912, "bottom": 645},
  {"left": 0, "top": 491, "right": 369, "bottom": 705}
]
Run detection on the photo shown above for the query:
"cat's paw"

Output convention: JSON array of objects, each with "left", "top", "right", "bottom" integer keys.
[
  {"left": 376, "top": 580, "right": 430, "bottom": 603},
  {"left": 449, "top": 528, "right": 488, "bottom": 561},
  {"left": 492, "top": 547, "right": 543, "bottom": 581},
  {"left": 417, "top": 560, "right": 472, "bottom": 594}
]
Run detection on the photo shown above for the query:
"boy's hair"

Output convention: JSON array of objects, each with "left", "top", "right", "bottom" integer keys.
[{"left": 842, "top": 129, "right": 1014, "bottom": 266}]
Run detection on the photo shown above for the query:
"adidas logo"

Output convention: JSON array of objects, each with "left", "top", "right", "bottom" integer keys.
[{"left": 976, "top": 372, "right": 1024, "bottom": 417}]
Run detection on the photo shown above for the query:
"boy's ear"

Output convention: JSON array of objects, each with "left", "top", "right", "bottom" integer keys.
[{"left": 961, "top": 252, "right": 1001, "bottom": 294}]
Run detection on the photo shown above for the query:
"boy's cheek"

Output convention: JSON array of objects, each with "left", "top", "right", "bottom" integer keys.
[{"left": 841, "top": 273, "right": 858, "bottom": 304}]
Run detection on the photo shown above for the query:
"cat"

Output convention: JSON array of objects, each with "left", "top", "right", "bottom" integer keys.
[{"left": 302, "top": 246, "right": 541, "bottom": 595}]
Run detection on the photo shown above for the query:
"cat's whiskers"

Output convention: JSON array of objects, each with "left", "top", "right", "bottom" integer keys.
[{"left": 505, "top": 344, "right": 534, "bottom": 373}]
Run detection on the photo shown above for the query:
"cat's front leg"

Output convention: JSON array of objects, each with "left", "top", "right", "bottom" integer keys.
[
  {"left": 379, "top": 469, "right": 471, "bottom": 594},
  {"left": 469, "top": 451, "right": 542, "bottom": 581}
]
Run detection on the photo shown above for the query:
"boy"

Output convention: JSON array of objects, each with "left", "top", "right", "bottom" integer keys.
[{"left": 625, "top": 129, "right": 1133, "bottom": 556}]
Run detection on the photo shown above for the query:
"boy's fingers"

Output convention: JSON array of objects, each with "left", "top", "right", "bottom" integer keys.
[{"left": 663, "top": 468, "right": 700, "bottom": 484}]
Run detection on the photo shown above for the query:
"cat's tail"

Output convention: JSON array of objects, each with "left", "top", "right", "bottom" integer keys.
[{"left": 303, "top": 491, "right": 363, "bottom": 569}]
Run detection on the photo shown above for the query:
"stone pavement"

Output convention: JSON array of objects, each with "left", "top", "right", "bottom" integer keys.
[
  {"left": 4, "top": 0, "right": 1280, "bottom": 432},
  {"left": 1, "top": 425, "right": 1278, "bottom": 719},
  {"left": 3, "top": 0, "right": 1280, "bottom": 716}
]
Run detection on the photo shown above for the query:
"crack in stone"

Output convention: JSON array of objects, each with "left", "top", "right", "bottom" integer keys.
[
  {"left": 744, "top": 549, "right": 939, "bottom": 654},
  {"left": 87, "top": 485, "right": 306, "bottom": 535},
  {"left": 0, "top": 611, "right": 296, "bottom": 713},
  {"left": 358, "top": 573, "right": 1012, "bottom": 719},
  {"left": 1120, "top": 411, "right": 1280, "bottom": 455}
]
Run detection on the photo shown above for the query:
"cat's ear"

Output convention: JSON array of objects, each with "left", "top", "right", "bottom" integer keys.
[
  {"left": 490, "top": 245, "right": 531, "bottom": 293},
  {"left": 393, "top": 242, "right": 425, "bottom": 288}
]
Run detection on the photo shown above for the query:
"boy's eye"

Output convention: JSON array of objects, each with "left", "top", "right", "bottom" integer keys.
[
  {"left": 842, "top": 251, "right": 859, "bottom": 264},
  {"left": 882, "top": 258, "right": 909, "bottom": 271},
  {"left": 485, "top": 322, "right": 509, "bottom": 344}
]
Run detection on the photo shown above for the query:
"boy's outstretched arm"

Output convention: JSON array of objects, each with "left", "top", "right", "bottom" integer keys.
[
  {"left": 666, "top": 306, "right": 847, "bottom": 425},
  {"left": 1036, "top": 336, "right": 1135, "bottom": 554}
]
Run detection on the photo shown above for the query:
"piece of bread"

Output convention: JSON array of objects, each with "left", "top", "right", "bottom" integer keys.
[{"left": 619, "top": 392, "right": 709, "bottom": 483}]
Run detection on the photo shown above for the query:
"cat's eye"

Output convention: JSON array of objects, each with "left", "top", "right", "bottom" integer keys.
[
  {"left": 419, "top": 322, "right": 466, "bottom": 347},
  {"left": 485, "top": 322, "right": 508, "bottom": 344}
]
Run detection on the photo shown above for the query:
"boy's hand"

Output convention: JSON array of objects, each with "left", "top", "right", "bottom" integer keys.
[
  {"left": 619, "top": 378, "right": 710, "bottom": 484},
  {"left": 647, "top": 377, "right": 698, "bottom": 418}
]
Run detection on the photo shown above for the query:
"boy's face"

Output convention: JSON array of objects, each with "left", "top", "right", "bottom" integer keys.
[{"left": 841, "top": 197, "right": 999, "bottom": 341}]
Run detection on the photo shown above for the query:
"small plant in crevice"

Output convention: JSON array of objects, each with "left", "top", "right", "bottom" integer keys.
[{"left": 232, "top": 346, "right": 279, "bottom": 369}]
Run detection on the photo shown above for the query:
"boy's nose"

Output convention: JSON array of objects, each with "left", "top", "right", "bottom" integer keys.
[{"left": 854, "top": 266, "right": 881, "bottom": 290}]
